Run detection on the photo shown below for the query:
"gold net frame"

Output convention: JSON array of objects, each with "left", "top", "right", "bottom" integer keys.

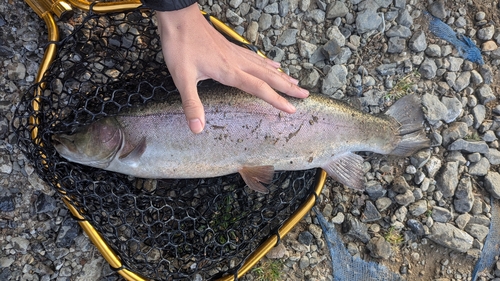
[{"left": 21, "top": 0, "right": 328, "bottom": 280}]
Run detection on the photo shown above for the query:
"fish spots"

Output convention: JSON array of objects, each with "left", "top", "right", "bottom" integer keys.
[
  {"left": 211, "top": 125, "right": 226, "bottom": 130},
  {"left": 309, "top": 115, "right": 319, "bottom": 125},
  {"left": 308, "top": 157, "right": 314, "bottom": 163},
  {"left": 285, "top": 124, "right": 303, "bottom": 142}
]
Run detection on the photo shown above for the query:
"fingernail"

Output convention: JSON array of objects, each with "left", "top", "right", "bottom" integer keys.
[
  {"left": 289, "top": 77, "right": 299, "bottom": 85},
  {"left": 287, "top": 103, "right": 296, "bottom": 113},
  {"left": 301, "top": 88, "right": 310, "bottom": 96},
  {"left": 189, "top": 119, "right": 204, "bottom": 134},
  {"left": 269, "top": 59, "right": 281, "bottom": 68}
]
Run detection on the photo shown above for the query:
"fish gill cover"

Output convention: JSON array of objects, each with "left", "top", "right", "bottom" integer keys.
[{"left": 12, "top": 8, "right": 319, "bottom": 280}]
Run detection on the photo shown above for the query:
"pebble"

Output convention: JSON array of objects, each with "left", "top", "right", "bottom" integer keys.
[
  {"left": 477, "top": 25, "right": 495, "bottom": 40},
  {"left": 356, "top": 9, "right": 382, "bottom": 34},
  {"left": 428, "top": 222, "right": 473, "bottom": 253},
  {"left": 367, "top": 236, "right": 392, "bottom": 259},
  {"left": 484, "top": 172, "right": 500, "bottom": 199},
  {"left": 409, "top": 30, "right": 427, "bottom": 53},
  {"left": 454, "top": 177, "right": 474, "bottom": 213},
  {"left": 321, "top": 65, "right": 347, "bottom": 95},
  {"left": 436, "top": 161, "right": 459, "bottom": 198}
]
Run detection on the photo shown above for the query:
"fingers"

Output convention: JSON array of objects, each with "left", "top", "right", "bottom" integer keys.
[{"left": 174, "top": 78, "right": 206, "bottom": 134}]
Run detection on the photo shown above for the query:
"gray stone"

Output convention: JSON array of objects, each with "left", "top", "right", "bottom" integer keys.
[
  {"left": 428, "top": 222, "right": 473, "bottom": 252},
  {"left": 422, "top": 93, "right": 448, "bottom": 125},
  {"left": 298, "top": 40, "right": 317, "bottom": 59},
  {"left": 321, "top": 65, "right": 347, "bottom": 95},
  {"left": 362, "top": 201, "right": 382, "bottom": 222},
  {"left": 387, "top": 37, "right": 406, "bottom": 53},
  {"left": 356, "top": 9, "right": 382, "bottom": 34},
  {"left": 264, "top": 2, "right": 279, "bottom": 14},
  {"left": 482, "top": 131, "right": 497, "bottom": 142},
  {"left": 409, "top": 30, "right": 427, "bottom": 52},
  {"left": 425, "top": 44, "right": 442, "bottom": 57},
  {"left": 428, "top": 0, "right": 447, "bottom": 19},
  {"left": 276, "top": 29, "right": 298, "bottom": 46},
  {"left": 268, "top": 46, "right": 286, "bottom": 62},
  {"left": 409, "top": 200, "right": 428, "bottom": 216},
  {"left": 258, "top": 13, "right": 272, "bottom": 31},
  {"left": 395, "top": 190, "right": 415, "bottom": 206},
  {"left": 376, "top": 197, "right": 392, "bottom": 212},
  {"left": 278, "top": 0, "right": 289, "bottom": 16},
  {"left": 477, "top": 25, "right": 495, "bottom": 41},
  {"left": 486, "top": 148, "right": 500, "bottom": 165},
  {"left": 299, "top": 256, "right": 310, "bottom": 269},
  {"left": 226, "top": 9, "right": 244, "bottom": 25},
  {"left": 479, "top": 64, "right": 493, "bottom": 84},
  {"left": 266, "top": 243, "right": 288, "bottom": 259},
  {"left": 456, "top": 213, "right": 472, "bottom": 229},
  {"left": 385, "top": 25, "right": 411, "bottom": 38},
  {"left": 246, "top": 21, "right": 259, "bottom": 42},
  {"left": 365, "top": 180, "right": 386, "bottom": 199},
  {"left": 343, "top": 215, "right": 370, "bottom": 243},
  {"left": 299, "top": 0, "right": 310, "bottom": 11},
  {"left": 391, "top": 176, "right": 410, "bottom": 193},
  {"left": 308, "top": 223, "right": 323, "bottom": 239},
  {"left": 468, "top": 157, "right": 490, "bottom": 176},
  {"left": 367, "top": 236, "right": 392, "bottom": 259},
  {"left": 432, "top": 206, "right": 453, "bottom": 223},
  {"left": 441, "top": 96, "right": 463, "bottom": 123},
  {"left": 484, "top": 172, "right": 500, "bottom": 199},
  {"left": 465, "top": 223, "right": 489, "bottom": 242},
  {"left": 11, "top": 237, "right": 30, "bottom": 253},
  {"left": 453, "top": 71, "right": 470, "bottom": 92},
  {"left": 425, "top": 156, "right": 442, "bottom": 178},
  {"left": 436, "top": 161, "right": 459, "bottom": 198},
  {"left": 308, "top": 9, "right": 325, "bottom": 23},
  {"left": 255, "top": 0, "right": 269, "bottom": 9},
  {"left": 442, "top": 122, "right": 469, "bottom": 146},
  {"left": 333, "top": 47, "right": 352, "bottom": 65},
  {"left": 448, "top": 57, "right": 464, "bottom": 72},
  {"left": 407, "top": 219, "right": 425, "bottom": 236},
  {"left": 470, "top": 70, "right": 483, "bottom": 85},
  {"left": 410, "top": 149, "right": 431, "bottom": 168},
  {"left": 302, "top": 69, "right": 320, "bottom": 88},
  {"left": 298, "top": 231, "right": 314, "bottom": 245},
  {"left": 7, "top": 62, "right": 26, "bottom": 80},
  {"left": 448, "top": 139, "right": 490, "bottom": 154},
  {"left": 396, "top": 9, "right": 413, "bottom": 27},
  {"left": 472, "top": 105, "right": 486, "bottom": 129},
  {"left": 321, "top": 39, "right": 342, "bottom": 60},
  {"left": 376, "top": 63, "right": 397, "bottom": 76},
  {"left": 394, "top": 206, "right": 408, "bottom": 222},
  {"left": 326, "top": 1, "right": 348, "bottom": 19},
  {"left": 454, "top": 177, "right": 474, "bottom": 213},
  {"left": 476, "top": 84, "right": 496, "bottom": 104},
  {"left": 326, "top": 26, "right": 346, "bottom": 45},
  {"left": 229, "top": 0, "right": 243, "bottom": 8}
]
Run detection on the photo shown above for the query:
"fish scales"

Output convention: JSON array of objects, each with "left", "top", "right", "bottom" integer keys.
[{"left": 53, "top": 85, "right": 429, "bottom": 193}]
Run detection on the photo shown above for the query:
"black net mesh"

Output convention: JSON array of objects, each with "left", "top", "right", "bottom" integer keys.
[{"left": 13, "top": 8, "right": 320, "bottom": 280}]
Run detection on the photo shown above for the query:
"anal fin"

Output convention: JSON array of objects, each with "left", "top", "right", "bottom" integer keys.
[
  {"left": 321, "top": 152, "right": 365, "bottom": 191},
  {"left": 238, "top": 165, "right": 274, "bottom": 194},
  {"left": 119, "top": 137, "right": 147, "bottom": 166}
]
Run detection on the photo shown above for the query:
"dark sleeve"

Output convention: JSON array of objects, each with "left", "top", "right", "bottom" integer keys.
[{"left": 141, "top": 0, "right": 198, "bottom": 11}]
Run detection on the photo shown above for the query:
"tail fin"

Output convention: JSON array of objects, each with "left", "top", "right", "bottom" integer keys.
[{"left": 385, "top": 94, "right": 430, "bottom": 156}]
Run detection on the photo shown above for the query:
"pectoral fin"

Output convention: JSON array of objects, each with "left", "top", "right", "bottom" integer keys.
[
  {"left": 322, "top": 152, "right": 365, "bottom": 191},
  {"left": 238, "top": 165, "right": 275, "bottom": 194},
  {"left": 119, "top": 137, "right": 147, "bottom": 166}
]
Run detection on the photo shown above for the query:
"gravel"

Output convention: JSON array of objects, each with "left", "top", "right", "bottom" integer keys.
[{"left": 2, "top": 0, "right": 500, "bottom": 280}]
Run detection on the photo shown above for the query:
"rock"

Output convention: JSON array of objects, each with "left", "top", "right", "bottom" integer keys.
[
  {"left": 452, "top": 71, "right": 470, "bottom": 92},
  {"left": 386, "top": 25, "right": 411, "bottom": 38},
  {"left": 356, "top": 9, "right": 382, "bottom": 34},
  {"left": 407, "top": 219, "right": 426, "bottom": 237},
  {"left": 376, "top": 197, "right": 392, "bottom": 212},
  {"left": 298, "top": 40, "right": 317, "bottom": 59},
  {"left": 432, "top": 206, "right": 453, "bottom": 223},
  {"left": 246, "top": 21, "right": 259, "bottom": 42},
  {"left": 456, "top": 213, "right": 472, "bottom": 229},
  {"left": 361, "top": 200, "right": 382, "bottom": 222},
  {"left": 425, "top": 156, "right": 442, "bottom": 178},
  {"left": 367, "top": 236, "right": 392, "bottom": 259},
  {"left": 465, "top": 223, "right": 489, "bottom": 242},
  {"left": 448, "top": 57, "right": 464, "bottom": 72},
  {"left": 343, "top": 214, "right": 370, "bottom": 243},
  {"left": 298, "top": 231, "right": 314, "bottom": 246},
  {"left": 56, "top": 218, "right": 80, "bottom": 248},
  {"left": 482, "top": 41, "right": 498, "bottom": 51},
  {"left": 441, "top": 96, "right": 463, "bottom": 123},
  {"left": 484, "top": 172, "right": 500, "bottom": 199},
  {"left": 468, "top": 157, "right": 490, "bottom": 176},
  {"left": 308, "top": 223, "right": 322, "bottom": 239},
  {"left": 479, "top": 65, "right": 493, "bottom": 84},
  {"left": 376, "top": 63, "right": 397, "bottom": 76},
  {"left": 268, "top": 46, "right": 285, "bottom": 61},
  {"left": 321, "top": 65, "right": 347, "bottom": 95},
  {"left": 7, "top": 62, "right": 26, "bottom": 80},
  {"left": 396, "top": 9, "right": 413, "bottom": 27},
  {"left": 321, "top": 39, "right": 342, "bottom": 60},
  {"left": 331, "top": 212, "right": 345, "bottom": 224},
  {"left": 226, "top": 9, "right": 244, "bottom": 25},
  {"left": 477, "top": 25, "right": 495, "bottom": 40},
  {"left": 0, "top": 196, "right": 15, "bottom": 212},
  {"left": 36, "top": 193, "right": 57, "bottom": 214},
  {"left": 387, "top": 37, "right": 406, "bottom": 53},
  {"left": 299, "top": 255, "right": 310, "bottom": 269},
  {"left": 264, "top": 2, "right": 279, "bottom": 14},
  {"left": 276, "top": 29, "right": 298, "bottom": 46},
  {"left": 409, "top": 200, "right": 428, "bottom": 216},
  {"left": 436, "top": 161, "right": 459, "bottom": 198},
  {"left": 441, "top": 122, "right": 469, "bottom": 146},
  {"left": 454, "top": 177, "right": 474, "bottom": 213},
  {"left": 266, "top": 243, "right": 287, "bottom": 259},
  {"left": 428, "top": 222, "right": 473, "bottom": 252},
  {"left": 11, "top": 237, "right": 30, "bottom": 253},
  {"left": 472, "top": 105, "right": 486, "bottom": 129},
  {"left": 308, "top": 9, "right": 325, "bottom": 23},
  {"left": 425, "top": 44, "right": 442, "bottom": 57},
  {"left": 409, "top": 30, "right": 427, "bottom": 53},
  {"left": 448, "top": 139, "right": 489, "bottom": 154},
  {"left": 482, "top": 131, "right": 497, "bottom": 142},
  {"left": 428, "top": 0, "right": 447, "bottom": 19},
  {"left": 365, "top": 180, "right": 386, "bottom": 199},
  {"left": 302, "top": 69, "right": 320, "bottom": 88},
  {"left": 422, "top": 93, "right": 448, "bottom": 125},
  {"left": 476, "top": 84, "right": 496, "bottom": 104},
  {"left": 258, "top": 13, "right": 272, "bottom": 30},
  {"left": 486, "top": 148, "right": 500, "bottom": 165},
  {"left": 326, "top": 26, "right": 346, "bottom": 45},
  {"left": 395, "top": 190, "right": 415, "bottom": 206},
  {"left": 255, "top": 0, "right": 269, "bottom": 9},
  {"left": 326, "top": 1, "right": 348, "bottom": 19},
  {"left": 475, "top": 11, "right": 486, "bottom": 21},
  {"left": 391, "top": 176, "right": 410, "bottom": 193},
  {"left": 410, "top": 149, "right": 431, "bottom": 169}
]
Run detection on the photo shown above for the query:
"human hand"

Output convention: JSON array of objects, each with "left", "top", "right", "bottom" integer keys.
[{"left": 156, "top": 4, "right": 309, "bottom": 133}]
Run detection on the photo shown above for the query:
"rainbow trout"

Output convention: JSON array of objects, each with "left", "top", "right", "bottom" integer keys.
[{"left": 53, "top": 85, "right": 429, "bottom": 193}]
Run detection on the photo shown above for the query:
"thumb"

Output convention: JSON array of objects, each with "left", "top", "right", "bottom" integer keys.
[{"left": 177, "top": 83, "right": 206, "bottom": 134}]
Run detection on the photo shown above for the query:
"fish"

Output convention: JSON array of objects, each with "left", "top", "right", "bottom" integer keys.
[{"left": 52, "top": 84, "right": 430, "bottom": 193}]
